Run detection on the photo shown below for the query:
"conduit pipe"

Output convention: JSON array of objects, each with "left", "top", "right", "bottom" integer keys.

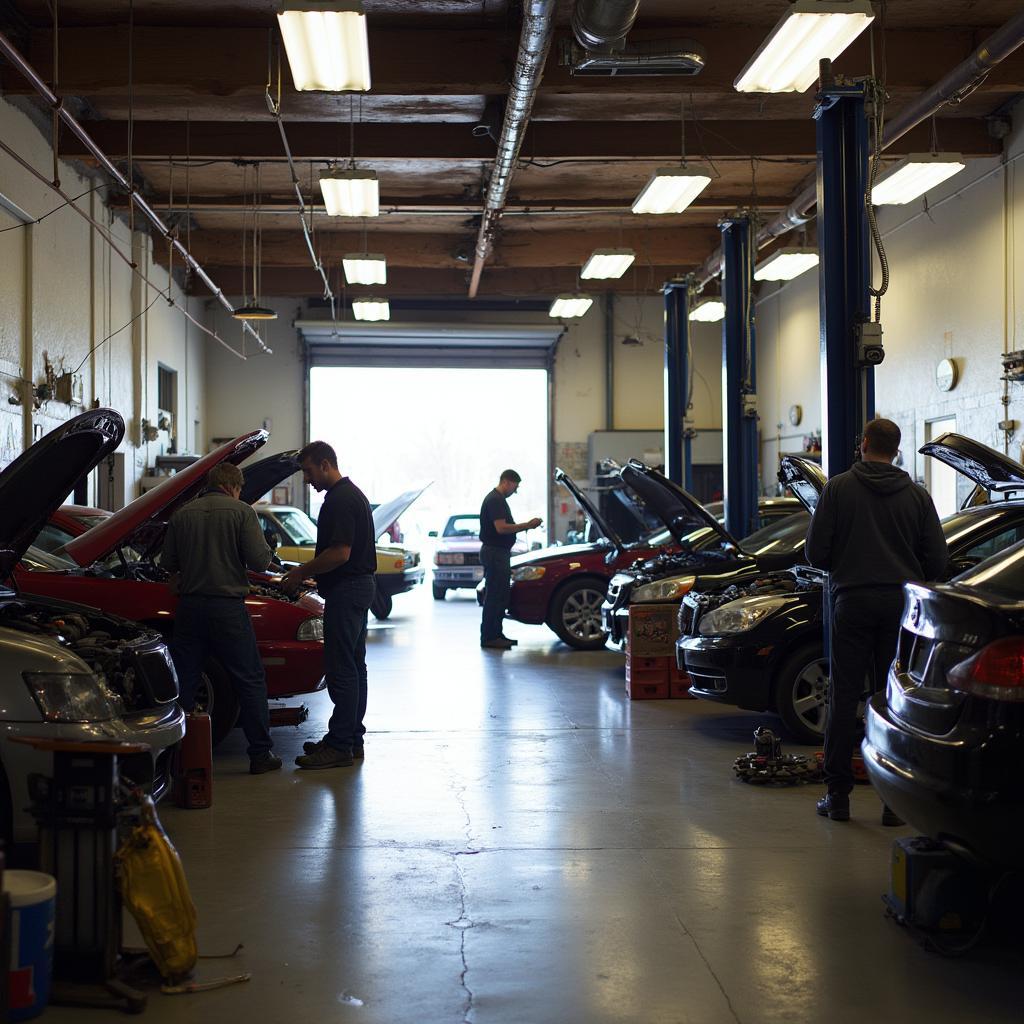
[
  {"left": 693, "top": 11, "right": 1024, "bottom": 290},
  {"left": 572, "top": 0, "right": 640, "bottom": 53},
  {"left": 469, "top": 0, "right": 556, "bottom": 298},
  {"left": 0, "top": 28, "right": 272, "bottom": 353}
]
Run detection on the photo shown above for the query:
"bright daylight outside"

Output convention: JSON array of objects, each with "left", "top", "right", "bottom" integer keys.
[{"left": 308, "top": 366, "right": 550, "bottom": 566}]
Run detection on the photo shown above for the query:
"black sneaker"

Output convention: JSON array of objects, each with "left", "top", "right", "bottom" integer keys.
[
  {"left": 481, "top": 638, "right": 513, "bottom": 650},
  {"left": 249, "top": 752, "right": 283, "bottom": 775},
  {"left": 815, "top": 792, "right": 850, "bottom": 821},
  {"left": 295, "top": 745, "right": 354, "bottom": 770},
  {"left": 499, "top": 636, "right": 519, "bottom": 646},
  {"left": 352, "top": 745, "right": 364, "bottom": 759},
  {"left": 303, "top": 738, "right": 364, "bottom": 757},
  {"left": 881, "top": 805, "right": 905, "bottom": 827}
]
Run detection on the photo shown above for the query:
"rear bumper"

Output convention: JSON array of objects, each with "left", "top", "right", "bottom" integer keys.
[
  {"left": 863, "top": 693, "right": 1024, "bottom": 867},
  {"left": 678, "top": 636, "right": 774, "bottom": 711},
  {"left": 375, "top": 568, "right": 425, "bottom": 597}
]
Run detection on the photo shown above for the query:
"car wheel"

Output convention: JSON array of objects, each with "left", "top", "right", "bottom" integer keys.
[
  {"left": 548, "top": 578, "right": 609, "bottom": 651},
  {"left": 193, "top": 659, "right": 240, "bottom": 747},
  {"left": 432, "top": 584, "right": 447, "bottom": 601},
  {"left": 774, "top": 644, "right": 829, "bottom": 744},
  {"left": 371, "top": 592, "right": 393, "bottom": 620}
]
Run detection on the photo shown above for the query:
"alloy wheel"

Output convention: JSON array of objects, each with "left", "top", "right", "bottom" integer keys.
[
  {"left": 562, "top": 587, "right": 607, "bottom": 642},
  {"left": 791, "top": 658, "right": 829, "bottom": 737}
]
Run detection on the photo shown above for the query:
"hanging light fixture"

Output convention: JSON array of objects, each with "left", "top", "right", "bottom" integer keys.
[
  {"left": 548, "top": 294, "right": 594, "bottom": 319},
  {"left": 352, "top": 296, "right": 390, "bottom": 321},
  {"left": 734, "top": 0, "right": 875, "bottom": 94},
  {"left": 233, "top": 167, "right": 277, "bottom": 322},
  {"left": 320, "top": 168, "right": 379, "bottom": 217},
  {"left": 689, "top": 298, "right": 725, "bottom": 322},
  {"left": 632, "top": 167, "right": 711, "bottom": 216},
  {"left": 581, "top": 248, "right": 636, "bottom": 280},
  {"left": 754, "top": 247, "right": 819, "bottom": 282},
  {"left": 343, "top": 253, "right": 387, "bottom": 285},
  {"left": 277, "top": 1, "right": 371, "bottom": 93},
  {"left": 871, "top": 153, "right": 966, "bottom": 206}
]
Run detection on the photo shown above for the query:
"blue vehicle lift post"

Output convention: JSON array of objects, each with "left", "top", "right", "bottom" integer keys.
[
  {"left": 721, "top": 217, "right": 759, "bottom": 539},
  {"left": 663, "top": 280, "right": 693, "bottom": 490}
]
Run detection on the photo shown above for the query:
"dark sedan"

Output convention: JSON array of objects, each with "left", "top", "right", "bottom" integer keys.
[{"left": 863, "top": 541, "right": 1024, "bottom": 868}]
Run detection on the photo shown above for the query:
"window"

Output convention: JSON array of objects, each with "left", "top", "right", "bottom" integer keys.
[
  {"left": 157, "top": 365, "right": 177, "bottom": 415},
  {"left": 443, "top": 516, "right": 481, "bottom": 538},
  {"left": 959, "top": 523, "right": 1024, "bottom": 566},
  {"left": 33, "top": 524, "right": 75, "bottom": 553},
  {"left": 272, "top": 510, "right": 318, "bottom": 546}
]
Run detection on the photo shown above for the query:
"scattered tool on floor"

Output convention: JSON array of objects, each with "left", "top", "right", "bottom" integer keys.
[{"left": 733, "top": 727, "right": 817, "bottom": 785}]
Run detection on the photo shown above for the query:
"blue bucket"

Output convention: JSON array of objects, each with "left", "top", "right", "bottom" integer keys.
[{"left": 4, "top": 870, "right": 56, "bottom": 1021}]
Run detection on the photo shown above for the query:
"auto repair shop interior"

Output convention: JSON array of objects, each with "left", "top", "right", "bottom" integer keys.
[{"left": 0, "top": 1, "right": 1022, "bottom": 1022}]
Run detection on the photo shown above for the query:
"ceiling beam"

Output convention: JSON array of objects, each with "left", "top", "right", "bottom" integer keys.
[
  {"left": 10, "top": 26, "right": 1023, "bottom": 100},
  {"left": 157, "top": 226, "right": 723, "bottom": 270},
  {"left": 59, "top": 117, "right": 1000, "bottom": 161}
]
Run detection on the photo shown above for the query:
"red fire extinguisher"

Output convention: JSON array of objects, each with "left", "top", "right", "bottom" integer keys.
[{"left": 171, "top": 713, "right": 213, "bottom": 809}]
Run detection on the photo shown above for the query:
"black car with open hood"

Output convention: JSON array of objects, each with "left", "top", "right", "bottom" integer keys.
[
  {"left": 678, "top": 437, "right": 1024, "bottom": 744},
  {"left": 600, "top": 460, "right": 807, "bottom": 646}
]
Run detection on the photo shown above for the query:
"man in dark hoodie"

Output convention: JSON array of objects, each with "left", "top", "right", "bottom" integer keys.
[{"left": 805, "top": 418, "right": 947, "bottom": 823}]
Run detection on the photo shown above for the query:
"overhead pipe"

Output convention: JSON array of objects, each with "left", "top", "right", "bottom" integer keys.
[
  {"left": 693, "top": 11, "right": 1024, "bottom": 290},
  {"left": 0, "top": 28, "right": 272, "bottom": 353},
  {"left": 469, "top": 0, "right": 556, "bottom": 298},
  {"left": 572, "top": 0, "right": 640, "bottom": 53}
]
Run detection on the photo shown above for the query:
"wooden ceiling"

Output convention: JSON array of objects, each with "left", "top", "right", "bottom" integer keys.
[{"left": 1, "top": 1, "right": 1020, "bottom": 301}]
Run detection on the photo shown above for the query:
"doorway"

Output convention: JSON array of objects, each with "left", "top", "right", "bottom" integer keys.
[{"left": 925, "top": 416, "right": 958, "bottom": 518}]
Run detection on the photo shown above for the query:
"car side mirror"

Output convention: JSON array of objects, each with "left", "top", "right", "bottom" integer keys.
[
  {"left": 428, "top": 530, "right": 438, "bottom": 538},
  {"left": 264, "top": 528, "right": 280, "bottom": 550}
]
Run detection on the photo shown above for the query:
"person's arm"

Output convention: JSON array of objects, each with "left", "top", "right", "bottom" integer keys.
[
  {"left": 804, "top": 483, "right": 835, "bottom": 569},
  {"left": 494, "top": 517, "right": 542, "bottom": 535},
  {"left": 918, "top": 495, "right": 949, "bottom": 580},
  {"left": 240, "top": 505, "right": 274, "bottom": 572},
  {"left": 281, "top": 502, "right": 354, "bottom": 589}
]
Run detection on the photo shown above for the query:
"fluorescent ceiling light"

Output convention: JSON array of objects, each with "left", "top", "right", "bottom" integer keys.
[
  {"left": 319, "top": 168, "right": 379, "bottom": 217},
  {"left": 581, "top": 248, "right": 636, "bottom": 280},
  {"left": 754, "top": 247, "right": 819, "bottom": 282},
  {"left": 548, "top": 294, "right": 594, "bottom": 319},
  {"left": 352, "top": 296, "right": 390, "bottom": 322},
  {"left": 871, "top": 153, "right": 966, "bottom": 206},
  {"left": 689, "top": 298, "right": 725, "bottom": 323},
  {"left": 342, "top": 252, "right": 387, "bottom": 285},
  {"left": 632, "top": 167, "right": 712, "bottom": 215},
  {"left": 277, "top": 1, "right": 371, "bottom": 92},
  {"left": 734, "top": 1, "right": 875, "bottom": 93}
]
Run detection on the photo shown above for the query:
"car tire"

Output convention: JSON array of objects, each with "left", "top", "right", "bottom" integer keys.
[
  {"left": 193, "top": 659, "right": 240, "bottom": 747},
  {"left": 432, "top": 584, "right": 447, "bottom": 601},
  {"left": 773, "top": 643, "right": 829, "bottom": 744},
  {"left": 547, "top": 577, "right": 609, "bottom": 651},
  {"left": 371, "top": 592, "right": 393, "bottom": 620}
]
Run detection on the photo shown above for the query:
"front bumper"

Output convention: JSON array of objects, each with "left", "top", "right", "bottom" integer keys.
[
  {"left": 863, "top": 692, "right": 1024, "bottom": 868},
  {"left": 677, "top": 635, "right": 775, "bottom": 711},
  {"left": 433, "top": 565, "right": 484, "bottom": 588},
  {"left": 375, "top": 567, "right": 425, "bottom": 598},
  {"left": 603, "top": 604, "right": 628, "bottom": 645},
  {"left": 260, "top": 640, "right": 327, "bottom": 699}
]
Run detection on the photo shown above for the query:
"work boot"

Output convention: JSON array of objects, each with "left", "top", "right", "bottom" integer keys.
[
  {"left": 816, "top": 792, "right": 850, "bottom": 821},
  {"left": 481, "top": 637, "right": 514, "bottom": 650},
  {"left": 303, "top": 736, "right": 328, "bottom": 754},
  {"left": 499, "top": 635, "right": 519, "bottom": 646},
  {"left": 295, "top": 744, "right": 354, "bottom": 770},
  {"left": 249, "top": 752, "right": 283, "bottom": 775},
  {"left": 881, "top": 805, "right": 905, "bottom": 827}
]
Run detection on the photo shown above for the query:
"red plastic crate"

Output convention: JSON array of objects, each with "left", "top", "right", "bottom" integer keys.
[{"left": 625, "top": 656, "right": 670, "bottom": 700}]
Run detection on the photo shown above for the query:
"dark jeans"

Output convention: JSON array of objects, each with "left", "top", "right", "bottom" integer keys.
[
  {"left": 322, "top": 574, "right": 375, "bottom": 752},
  {"left": 171, "top": 594, "right": 272, "bottom": 757},
  {"left": 824, "top": 586, "right": 905, "bottom": 795},
  {"left": 480, "top": 545, "right": 511, "bottom": 642}
]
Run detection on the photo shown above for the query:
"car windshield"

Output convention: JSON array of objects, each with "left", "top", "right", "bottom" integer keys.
[
  {"left": 952, "top": 539, "right": 1024, "bottom": 598},
  {"left": 444, "top": 516, "right": 480, "bottom": 538},
  {"left": 74, "top": 514, "right": 110, "bottom": 530},
  {"left": 275, "top": 509, "right": 318, "bottom": 545},
  {"left": 740, "top": 511, "right": 811, "bottom": 557},
  {"left": 21, "top": 545, "right": 76, "bottom": 572}
]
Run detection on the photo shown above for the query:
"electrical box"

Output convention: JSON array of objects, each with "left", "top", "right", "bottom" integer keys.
[
  {"left": 856, "top": 322, "right": 885, "bottom": 366},
  {"left": 54, "top": 372, "right": 84, "bottom": 406}
]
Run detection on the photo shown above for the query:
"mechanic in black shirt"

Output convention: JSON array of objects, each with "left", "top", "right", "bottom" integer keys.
[
  {"left": 479, "top": 469, "right": 543, "bottom": 650},
  {"left": 805, "top": 418, "right": 947, "bottom": 823},
  {"left": 282, "top": 441, "right": 377, "bottom": 769}
]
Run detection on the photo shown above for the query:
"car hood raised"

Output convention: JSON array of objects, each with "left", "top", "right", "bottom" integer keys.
[
  {"left": 778, "top": 456, "right": 827, "bottom": 515},
  {"left": 0, "top": 409, "right": 124, "bottom": 580},
  {"left": 240, "top": 450, "right": 300, "bottom": 506},
  {"left": 920, "top": 432, "right": 1024, "bottom": 494},
  {"left": 372, "top": 485, "right": 430, "bottom": 541},
  {"left": 64, "top": 430, "right": 268, "bottom": 567},
  {"left": 555, "top": 467, "right": 622, "bottom": 549},
  {"left": 511, "top": 542, "right": 601, "bottom": 568}
]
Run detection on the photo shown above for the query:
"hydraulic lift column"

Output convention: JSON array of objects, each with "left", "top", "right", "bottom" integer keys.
[
  {"left": 721, "top": 218, "right": 759, "bottom": 539},
  {"left": 663, "top": 280, "right": 693, "bottom": 489},
  {"left": 814, "top": 76, "right": 876, "bottom": 476}
]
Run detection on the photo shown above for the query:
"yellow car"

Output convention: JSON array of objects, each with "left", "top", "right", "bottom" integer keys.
[{"left": 255, "top": 486, "right": 427, "bottom": 620}]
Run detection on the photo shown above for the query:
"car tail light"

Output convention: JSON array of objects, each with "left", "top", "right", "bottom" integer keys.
[{"left": 948, "top": 636, "right": 1024, "bottom": 702}]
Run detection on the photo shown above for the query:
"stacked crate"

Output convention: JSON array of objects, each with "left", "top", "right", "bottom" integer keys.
[{"left": 625, "top": 605, "right": 696, "bottom": 700}]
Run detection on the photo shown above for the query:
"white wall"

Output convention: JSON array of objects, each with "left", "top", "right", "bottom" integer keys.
[
  {"left": 0, "top": 96, "right": 209, "bottom": 504},
  {"left": 755, "top": 100, "right": 1024, "bottom": 501}
]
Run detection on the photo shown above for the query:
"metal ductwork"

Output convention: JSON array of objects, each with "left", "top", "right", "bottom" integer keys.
[
  {"left": 572, "top": 0, "right": 640, "bottom": 53},
  {"left": 561, "top": 37, "right": 706, "bottom": 78},
  {"left": 693, "top": 10, "right": 1024, "bottom": 291},
  {"left": 469, "top": 0, "right": 556, "bottom": 298}
]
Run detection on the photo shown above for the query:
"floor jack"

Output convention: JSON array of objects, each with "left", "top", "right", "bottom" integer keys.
[{"left": 269, "top": 702, "right": 310, "bottom": 728}]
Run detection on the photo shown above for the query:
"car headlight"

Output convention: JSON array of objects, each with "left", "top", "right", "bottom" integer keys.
[
  {"left": 698, "top": 596, "right": 787, "bottom": 636},
  {"left": 296, "top": 617, "right": 324, "bottom": 641},
  {"left": 23, "top": 671, "right": 118, "bottom": 723},
  {"left": 631, "top": 575, "right": 696, "bottom": 603},
  {"left": 512, "top": 566, "right": 546, "bottom": 582}
]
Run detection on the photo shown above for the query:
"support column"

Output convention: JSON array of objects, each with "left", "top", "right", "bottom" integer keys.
[
  {"left": 663, "top": 281, "right": 692, "bottom": 489},
  {"left": 814, "top": 81, "right": 874, "bottom": 477},
  {"left": 604, "top": 291, "right": 615, "bottom": 431},
  {"left": 721, "top": 218, "right": 759, "bottom": 539}
]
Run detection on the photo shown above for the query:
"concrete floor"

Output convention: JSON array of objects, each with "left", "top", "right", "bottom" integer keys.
[{"left": 48, "top": 588, "right": 1021, "bottom": 1023}]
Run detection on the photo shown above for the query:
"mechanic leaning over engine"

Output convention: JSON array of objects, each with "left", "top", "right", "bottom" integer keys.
[
  {"left": 162, "top": 461, "right": 281, "bottom": 776},
  {"left": 805, "top": 417, "right": 947, "bottom": 825}
]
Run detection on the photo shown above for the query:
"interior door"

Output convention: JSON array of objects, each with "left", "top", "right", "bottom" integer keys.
[{"left": 925, "top": 417, "right": 958, "bottom": 518}]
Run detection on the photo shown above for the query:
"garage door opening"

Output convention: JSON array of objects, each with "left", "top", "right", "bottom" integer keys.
[{"left": 308, "top": 365, "right": 550, "bottom": 552}]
